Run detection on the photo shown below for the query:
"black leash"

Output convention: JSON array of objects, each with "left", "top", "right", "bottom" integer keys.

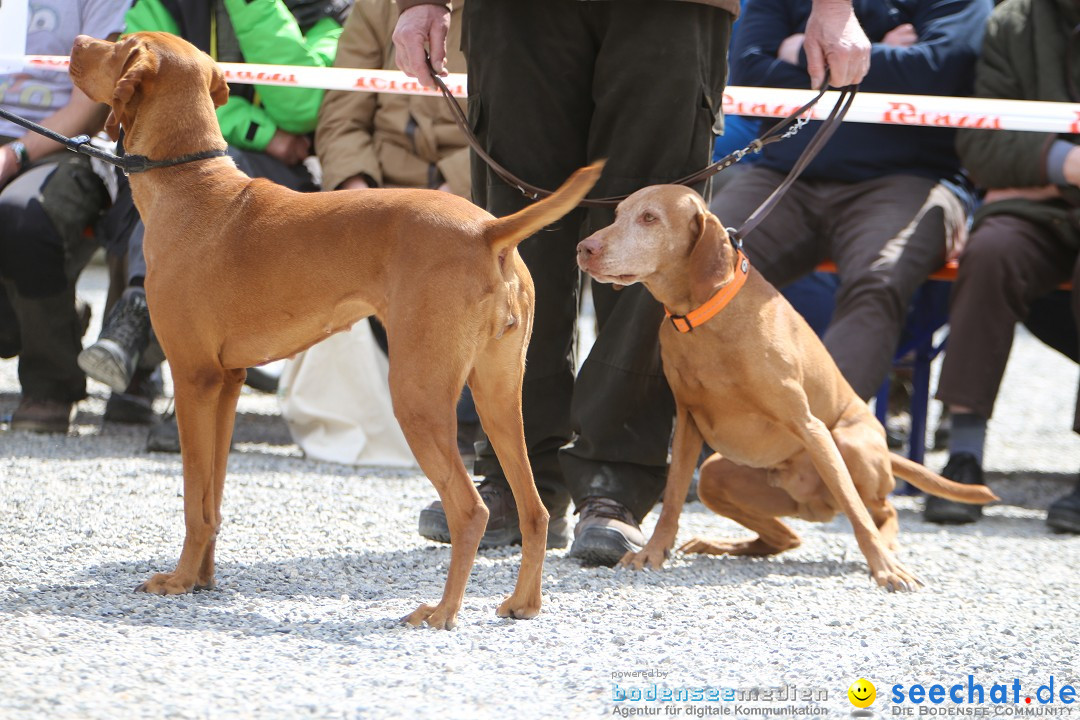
[
  {"left": 426, "top": 57, "right": 857, "bottom": 213},
  {"left": 0, "top": 106, "right": 227, "bottom": 175}
]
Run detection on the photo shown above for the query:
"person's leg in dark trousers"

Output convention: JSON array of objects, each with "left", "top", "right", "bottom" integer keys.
[
  {"left": 937, "top": 214, "right": 1075, "bottom": 420},
  {"left": 422, "top": 0, "right": 731, "bottom": 561},
  {"left": 709, "top": 166, "right": 826, "bottom": 289},
  {"left": 930, "top": 213, "right": 1077, "bottom": 524},
  {"left": 821, "top": 176, "right": 963, "bottom": 399},
  {"left": 564, "top": 3, "right": 731, "bottom": 544},
  {"left": 1048, "top": 249, "right": 1080, "bottom": 533},
  {"left": 0, "top": 154, "right": 107, "bottom": 432}
]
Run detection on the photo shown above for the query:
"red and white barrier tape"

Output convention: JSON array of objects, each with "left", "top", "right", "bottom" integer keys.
[{"left": 13, "top": 55, "right": 1080, "bottom": 133}]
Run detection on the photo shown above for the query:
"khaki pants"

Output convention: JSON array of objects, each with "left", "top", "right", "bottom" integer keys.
[{"left": 709, "top": 166, "right": 967, "bottom": 400}]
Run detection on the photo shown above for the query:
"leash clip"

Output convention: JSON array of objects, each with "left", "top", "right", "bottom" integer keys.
[{"left": 726, "top": 227, "right": 744, "bottom": 251}]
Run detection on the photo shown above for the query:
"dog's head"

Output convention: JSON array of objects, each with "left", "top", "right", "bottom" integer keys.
[
  {"left": 70, "top": 32, "right": 229, "bottom": 141},
  {"left": 576, "top": 185, "right": 739, "bottom": 305}
]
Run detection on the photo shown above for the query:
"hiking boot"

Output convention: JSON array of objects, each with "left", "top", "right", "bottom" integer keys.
[
  {"left": 11, "top": 396, "right": 75, "bottom": 434},
  {"left": 78, "top": 287, "right": 151, "bottom": 392},
  {"left": 568, "top": 496, "right": 646, "bottom": 567},
  {"left": 924, "top": 453, "right": 985, "bottom": 524},
  {"left": 104, "top": 366, "right": 163, "bottom": 425},
  {"left": 1046, "top": 477, "right": 1080, "bottom": 534},
  {"left": 417, "top": 478, "right": 570, "bottom": 549}
]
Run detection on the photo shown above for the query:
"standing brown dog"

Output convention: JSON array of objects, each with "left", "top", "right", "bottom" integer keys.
[
  {"left": 577, "top": 185, "right": 996, "bottom": 590},
  {"left": 69, "top": 31, "right": 603, "bottom": 629}
]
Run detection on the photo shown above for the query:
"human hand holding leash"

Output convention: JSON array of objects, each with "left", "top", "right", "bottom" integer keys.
[
  {"left": 804, "top": 0, "right": 870, "bottom": 89},
  {"left": 392, "top": 4, "right": 450, "bottom": 88}
]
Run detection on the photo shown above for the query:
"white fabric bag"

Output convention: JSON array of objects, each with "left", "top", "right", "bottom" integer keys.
[{"left": 278, "top": 321, "right": 417, "bottom": 468}]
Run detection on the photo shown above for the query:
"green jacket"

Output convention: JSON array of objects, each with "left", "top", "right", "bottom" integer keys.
[
  {"left": 126, "top": 0, "right": 345, "bottom": 151},
  {"left": 955, "top": 0, "right": 1080, "bottom": 245}
]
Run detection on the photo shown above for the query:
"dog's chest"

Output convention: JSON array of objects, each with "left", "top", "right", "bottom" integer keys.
[{"left": 660, "top": 333, "right": 806, "bottom": 468}]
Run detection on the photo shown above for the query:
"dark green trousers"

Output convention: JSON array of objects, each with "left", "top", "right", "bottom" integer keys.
[{"left": 465, "top": 0, "right": 732, "bottom": 521}]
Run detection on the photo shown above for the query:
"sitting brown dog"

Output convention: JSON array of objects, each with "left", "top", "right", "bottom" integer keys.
[
  {"left": 576, "top": 185, "right": 996, "bottom": 590},
  {"left": 69, "top": 31, "right": 603, "bottom": 629}
]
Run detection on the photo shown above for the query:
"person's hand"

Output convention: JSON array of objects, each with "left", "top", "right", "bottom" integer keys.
[
  {"left": 882, "top": 23, "right": 917, "bottom": 47},
  {"left": 265, "top": 130, "right": 312, "bottom": 166},
  {"left": 804, "top": 0, "right": 871, "bottom": 89},
  {"left": 392, "top": 4, "right": 451, "bottom": 88},
  {"left": 778, "top": 33, "right": 805, "bottom": 65},
  {"left": 340, "top": 175, "right": 371, "bottom": 190},
  {"left": 984, "top": 186, "right": 1062, "bottom": 204},
  {"left": 0, "top": 145, "right": 19, "bottom": 188}
]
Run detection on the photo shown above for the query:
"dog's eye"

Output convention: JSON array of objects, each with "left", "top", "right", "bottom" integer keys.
[{"left": 642, "top": 212, "right": 657, "bottom": 223}]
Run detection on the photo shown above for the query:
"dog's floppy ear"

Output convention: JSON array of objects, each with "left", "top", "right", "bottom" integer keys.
[
  {"left": 104, "top": 38, "right": 159, "bottom": 140},
  {"left": 688, "top": 211, "right": 736, "bottom": 305},
  {"left": 209, "top": 63, "right": 230, "bottom": 108}
]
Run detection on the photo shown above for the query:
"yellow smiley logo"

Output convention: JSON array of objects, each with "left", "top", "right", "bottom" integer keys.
[{"left": 848, "top": 678, "right": 876, "bottom": 708}]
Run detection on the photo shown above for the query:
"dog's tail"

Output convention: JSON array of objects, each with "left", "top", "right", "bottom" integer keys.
[
  {"left": 890, "top": 453, "right": 999, "bottom": 504},
  {"left": 484, "top": 160, "right": 606, "bottom": 253}
]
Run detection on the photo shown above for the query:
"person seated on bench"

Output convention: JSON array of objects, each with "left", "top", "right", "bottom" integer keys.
[
  {"left": 708, "top": 0, "right": 990, "bottom": 408},
  {"left": 77, "top": 0, "right": 349, "bottom": 449},
  {"left": 0, "top": 0, "right": 126, "bottom": 434},
  {"left": 925, "top": 0, "right": 1080, "bottom": 533}
]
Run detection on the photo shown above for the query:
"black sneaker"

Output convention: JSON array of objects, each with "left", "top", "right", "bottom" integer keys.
[
  {"left": 104, "top": 366, "right": 163, "bottom": 425},
  {"left": 924, "top": 453, "right": 985, "bottom": 524},
  {"left": 568, "top": 496, "right": 646, "bottom": 567},
  {"left": 78, "top": 287, "right": 151, "bottom": 392},
  {"left": 1046, "top": 478, "right": 1080, "bottom": 534},
  {"left": 417, "top": 478, "right": 570, "bottom": 549}
]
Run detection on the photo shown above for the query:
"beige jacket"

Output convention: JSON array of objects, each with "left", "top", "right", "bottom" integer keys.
[{"left": 316, "top": 0, "right": 469, "bottom": 196}]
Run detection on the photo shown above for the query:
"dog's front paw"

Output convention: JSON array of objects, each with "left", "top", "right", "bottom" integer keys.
[
  {"left": 871, "top": 557, "right": 925, "bottom": 592},
  {"left": 618, "top": 544, "right": 670, "bottom": 571},
  {"left": 134, "top": 572, "right": 196, "bottom": 595},
  {"left": 402, "top": 602, "right": 459, "bottom": 630}
]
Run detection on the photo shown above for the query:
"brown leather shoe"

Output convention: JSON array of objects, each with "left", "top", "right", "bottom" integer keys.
[
  {"left": 11, "top": 397, "right": 75, "bottom": 434},
  {"left": 568, "top": 496, "right": 646, "bottom": 567}
]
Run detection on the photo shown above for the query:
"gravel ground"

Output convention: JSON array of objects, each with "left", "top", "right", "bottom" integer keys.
[{"left": 1, "top": 264, "right": 1079, "bottom": 720}]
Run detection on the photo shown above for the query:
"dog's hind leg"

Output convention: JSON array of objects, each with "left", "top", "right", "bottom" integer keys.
[
  {"left": 680, "top": 456, "right": 803, "bottom": 557},
  {"left": 469, "top": 335, "right": 547, "bottom": 620},
  {"left": 389, "top": 334, "right": 486, "bottom": 630},
  {"left": 137, "top": 363, "right": 233, "bottom": 595}
]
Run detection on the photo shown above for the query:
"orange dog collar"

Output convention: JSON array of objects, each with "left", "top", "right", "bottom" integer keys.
[{"left": 665, "top": 250, "right": 750, "bottom": 333}]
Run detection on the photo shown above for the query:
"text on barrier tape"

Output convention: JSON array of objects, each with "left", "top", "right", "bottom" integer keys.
[{"left": 12, "top": 55, "right": 1080, "bottom": 134}]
